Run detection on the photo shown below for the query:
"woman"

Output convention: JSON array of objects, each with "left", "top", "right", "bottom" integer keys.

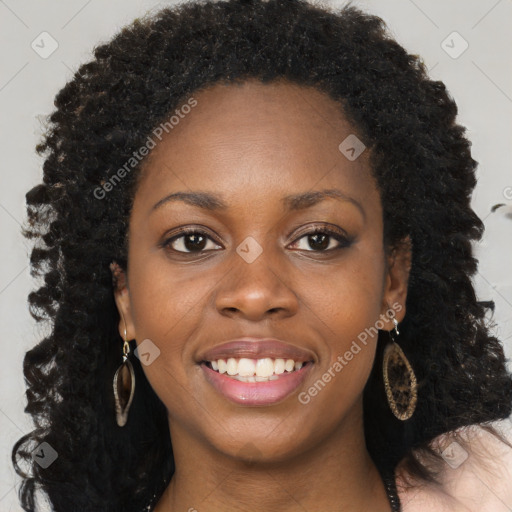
[{"left": 12, "top": 0, "right": 512, "bottom": 510}]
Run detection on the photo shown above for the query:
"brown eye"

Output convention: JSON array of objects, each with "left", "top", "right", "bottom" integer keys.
[
  {"left": 163, "top": 229, "right": 222, "bottom": 253},
  {"left": 290, "top": 227, "right": 352, "bottom": 252}
]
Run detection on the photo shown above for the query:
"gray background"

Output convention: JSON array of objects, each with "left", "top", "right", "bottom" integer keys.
[{"left": 1, "top": 0, "right": 511, "bottom": 510}]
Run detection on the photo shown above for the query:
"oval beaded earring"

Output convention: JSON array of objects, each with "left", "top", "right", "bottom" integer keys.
[{"left": 382, "top": 318, "right": 417, "bottom": 421}]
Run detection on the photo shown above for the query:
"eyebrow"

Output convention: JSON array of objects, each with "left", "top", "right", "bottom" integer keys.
[{"left": 151, "top": 188, "right": 365, "bottom": 219}]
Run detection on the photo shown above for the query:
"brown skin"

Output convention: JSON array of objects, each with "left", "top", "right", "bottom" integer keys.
[{"left": 112, "top": 78, "right": 412, "bottom": 512}]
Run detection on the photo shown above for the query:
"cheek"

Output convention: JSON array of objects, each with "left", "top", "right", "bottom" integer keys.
[
  {"left": 303, "top": 247, "right": 384, "bottom": 398},
  {"left": 129, "top": 254, "right": 208, "bottom": 337},
  {"left": 310, "top": 243, "right": 385, "bottom": 340},
  {"left": 125, "top": 259, "right": 208, "bottom": 394}
]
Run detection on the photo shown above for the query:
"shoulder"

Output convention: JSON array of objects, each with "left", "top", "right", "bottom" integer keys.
[
  {"left": 396, "top": 423, "right": 512, "bottom": 512},
  {"left": 397, "top": 478, "right": 473, "bottom": 512}
]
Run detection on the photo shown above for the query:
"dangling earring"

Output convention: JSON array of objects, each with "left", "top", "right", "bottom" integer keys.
[
  {"left": 383, "top": 318, "right": 417, "bottom": 421},
  {"left": 113, "top": 318, "right": 135, "bottom": 427}
]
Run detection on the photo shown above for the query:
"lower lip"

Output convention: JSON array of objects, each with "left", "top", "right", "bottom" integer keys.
[{"left": 200, "top": 362, "right": 313, "bottom": 406}]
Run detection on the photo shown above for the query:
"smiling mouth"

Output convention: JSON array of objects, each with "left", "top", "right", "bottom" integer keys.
[{"left": 201, "top": 357, "right": 313, "bottom": 383}]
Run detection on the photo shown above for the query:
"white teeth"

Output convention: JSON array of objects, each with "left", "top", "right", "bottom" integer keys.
[
  {"left": 274, "top": 358, "right": 285, "bottom": 374},
  {"left": 236, "top": 374, "right": 280, "bottom": 382},
  {"left": 234, "top": 375, "right": 256, "bottom": 382},
  {"left": 207, "top": 357, "right": 306, "bottom": 378},
  {"left": 218, "top": 359, "right": 227, "bottom": 374},
  {"left": 238, "top": 358, "right": 256, "bottom": 376},
  {"left": 227, "top": 358, "right": 238, "bottom": 375},
  {"left": 256, "top": 358, "right": 274, "bottom": 377}
]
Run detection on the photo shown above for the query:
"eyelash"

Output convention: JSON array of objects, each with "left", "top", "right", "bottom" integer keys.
[{"left": 160, "top": 225, "right": 352, "bottom": 255}]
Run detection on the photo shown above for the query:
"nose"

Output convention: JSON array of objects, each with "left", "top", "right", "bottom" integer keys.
[{"left": 214, "top": 248, "right": 299, "bottom": 322}]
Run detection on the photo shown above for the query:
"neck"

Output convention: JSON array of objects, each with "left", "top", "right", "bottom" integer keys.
[{"left": 154, "top": 403, "right": 393, "bottom": 512}]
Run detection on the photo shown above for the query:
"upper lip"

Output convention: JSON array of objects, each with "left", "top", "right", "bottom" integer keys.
[{"left": 199, "top": 337, "right": 316, "bottom": 363}]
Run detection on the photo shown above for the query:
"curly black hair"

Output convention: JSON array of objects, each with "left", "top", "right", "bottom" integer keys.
[{"left": 12, "top": 0, "right": 512, "bottom": 510}]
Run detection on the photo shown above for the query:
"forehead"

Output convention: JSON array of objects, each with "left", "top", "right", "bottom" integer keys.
[{"left": 133, "top": 78, "right": 377, "bottom": 213}]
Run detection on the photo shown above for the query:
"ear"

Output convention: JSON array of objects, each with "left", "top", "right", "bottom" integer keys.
[
  {"left": 110, "top": 261, "right": 137, "bottom": 341},
  {"left": 380, "top": 236, "right": 412, "bottom": 329}
]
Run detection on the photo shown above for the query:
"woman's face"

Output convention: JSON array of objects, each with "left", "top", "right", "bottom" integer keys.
[{"left": 113, "top": 79, "right": 410, "bottom": 462}]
